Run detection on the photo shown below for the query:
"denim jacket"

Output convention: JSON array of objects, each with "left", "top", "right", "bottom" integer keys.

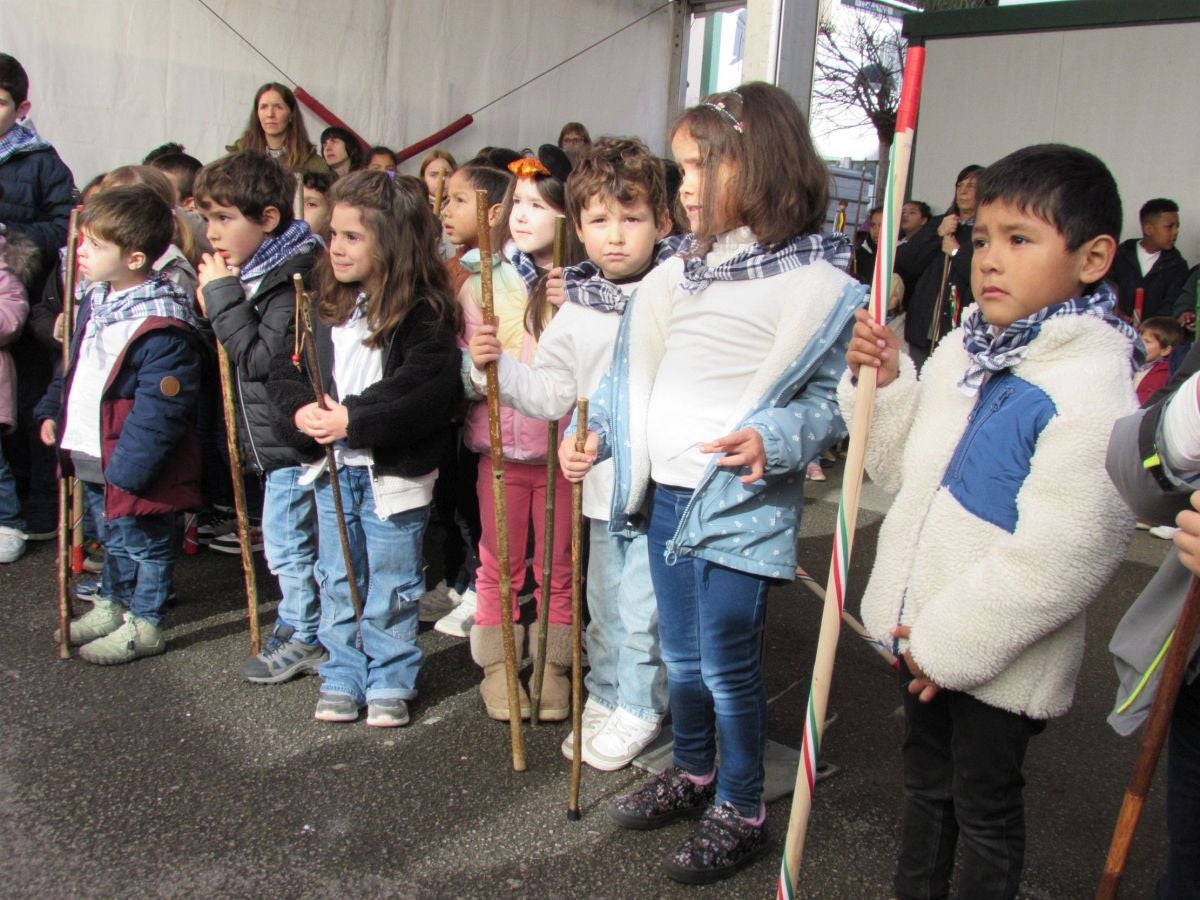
[{"left": 576, "top": 256, "right": 866, "bottom": 579}]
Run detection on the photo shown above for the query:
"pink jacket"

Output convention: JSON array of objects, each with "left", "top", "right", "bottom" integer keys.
[
  {"left": 0, "top": 237, "right": 30, "bottom": 432},
  {"left": 457, "top": 251, "right": 553, "bottom": 463}
]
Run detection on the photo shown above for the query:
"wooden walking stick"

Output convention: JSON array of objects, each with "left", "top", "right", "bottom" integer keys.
[
  {"left": 530, "top": 215, "right": 568, "bottom": 725},
  {"left": 567, "top": 399, "right": 588, "bottom": 820},
  {"left": 214, "top": 341, "right": 263, "bottom": 653},
  {"left": 292, "top": 274, "right": 363, "bottom": 621},
  {"left": 56, "top": 208, "right": 81, "bottom": 659},
  {"left": 778, "top": 42, "right": 926, "bottom": 898},
  {"left": 1096, "top": 579, "right": 1200, "bottom": 899},
  {"left": 71, "top": 485, "right": 85, "bottom": 573},
  {"left": 927, "top": 252, "right": 952, "bottom": 352},
  {"left": 475, "top": 190, "right": 526, "bottom": 771},
  {"left": 433, "top": 171, "right": 447, "bottom": 217}
]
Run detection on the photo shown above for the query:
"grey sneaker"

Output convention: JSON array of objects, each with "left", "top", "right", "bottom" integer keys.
[
  {"left": 0, "top": 525, "right": 26, "bottom": 564},
  {"left": 240, "top": 626, "right": 327, "bottom": 684},
  {"left": 79, "top": 613, "right": 165, "bottom": 665},
  {"left": 314, "top": 693, "right": 362, "bottom": 723},
  {"left": 56, "top": 598, "right": 126, "bottom": 646},
  {"left": 366, "top": 698, "right": 410, "bottom": 728}
]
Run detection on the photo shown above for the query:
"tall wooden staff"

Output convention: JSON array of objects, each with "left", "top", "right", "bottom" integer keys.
[
  {"left": 567, "top": 399, "right": 588, "bottom": 820},
  {"left": 214, "top": 340, "right": 262, "bottom": 653},
  {"left": 56, "top": 208, "right": 81, "bottom": 659},
  {"left": 927, "top": 253, "right": 953, "bottom": 352},
  {"left": 530, "top": 215, "right": 567, "bottom": 725},
  {"left": 1096, "top": 582, "right": 1200, "bottom": 898},
  {"left": 777, "top": 42, "right": 926, "bottom": 898},
  {"left": 475, "top": 190, "right": 526, "bottom": 772},
  {"left": 433, "top": 171, "right": 447, "bottom": 217},
  {"left": 292, "top": 274, "right": 363, "bottom": 621}
]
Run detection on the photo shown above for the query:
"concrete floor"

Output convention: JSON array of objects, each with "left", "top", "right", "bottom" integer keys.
[{"left": 0, "top": 468, "right": 1173, "bottom": 898}]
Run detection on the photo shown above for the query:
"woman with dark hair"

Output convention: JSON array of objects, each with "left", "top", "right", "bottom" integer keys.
[
  {"left": 319, "top": 126, "right": 363, "bottom": 178},
  {"left": 894, "top": 163, "right": 984, "bottom": 368},
  {"left": 228, "top": 83, "right": 327, "bottom": 175}
]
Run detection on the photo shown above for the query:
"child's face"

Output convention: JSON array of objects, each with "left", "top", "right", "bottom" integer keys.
[
  {"left": 1143, "top": 212, "right": 1180, "bottom": 252},
  {"left": 366, "top": 152, "right": 395, "bottom": 176},
  {"left": 424, "top": 158, "right": 454, "bottom": 199},
  {"left": 900, "top": 202, "right": 927, "bottom": 236},
  {"left": 576, "top": 194, "right": 667, "bottom": 282},
  {"left": 329, "top": 203, "right": 378, "bottom": 285},
  {"left": 868, "top": 211, "right": 883, "bottom": 245},
  {"left": 440, "top": 169, "right": 480, "bottom": 248},
  {"left": 671, "top": 128, "right": 736, "bottom": 236},
  {"left": 0, "top": 88, "right": 30, "bottom": 136},
  {"left": 322, "top": 137, "right": 349, "bottom": 168},
  {"left": 509, "top": 177, "right": 559, "bottom": 266},
  {"left": 200, "top": 202, "right": 275, "bottom": 267},
  {"left": 77, "top": 227, "right": 142, "bottom": 289},
  {"left": 303, "top": 188, "right": 332, "bottom": 239},
  {"left": 971, "top": 200, "right": 1107, "bottom": 330},
  {"left": 257, "top": 90, "right": 290, "bottom": 139},
  {"left": 1140, "top": 330, "right": 1166, "bottom": 363}
]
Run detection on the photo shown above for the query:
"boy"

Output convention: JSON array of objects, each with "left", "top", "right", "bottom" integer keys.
[
  {"left": 842, "top": 144, "right": 1142, "bottom": 899},
  {"left": 1111, "top": 198, "right": 1189, "bottom": 321},
  {"left": 193, "top": 151, "right": 325, "bottom": 685},
  {"left": 35, "top": 185, "right": 204, "bottom": 665},
  {"left": 468, "top": 137, "right": 679, "bottom": 769},
  {"left": 1136, "top": 316, "right": 1184, "bottom": 405}
]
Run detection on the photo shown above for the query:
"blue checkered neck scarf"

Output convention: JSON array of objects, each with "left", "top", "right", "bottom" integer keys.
[
  {"left": 563, "top": 235, "right": 688, "bottom": 315},
  {"left": 678, "top": 231, "right": 851, "bottom": 295},
  {"left": 238, "top": 219, "right": 319, "bottom": 283},
  {"left": 957, "top": 280, "right": 1144, "bottom": 397},
  {"left": 0, "top": 123, "right": 50, "bottom": 166},
  {"left": 83, "top": 273, "right": 203, "bottom": 339},
  {"left": 507, "top": 246, "right": 542, "bottom": 293}
]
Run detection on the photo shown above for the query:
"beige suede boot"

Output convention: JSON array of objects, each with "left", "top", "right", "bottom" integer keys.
[
  {"left": 529, "top": 621, "right": 572, "bottom": 722},
  {"left": 470, "top": 623, "right": 529, "bottom": 721}
]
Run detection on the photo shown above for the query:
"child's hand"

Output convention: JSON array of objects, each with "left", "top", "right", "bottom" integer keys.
[
  {"left": 52, "top": 312, "right": 65, "bottom": 345},
  {"left": 197, "top": 252, "right": 237, "bottom": 290},
  {"left": 1178, "top": 311, "right": 1196, "bottom": 333},
  {"left": 846, "top": 308, "right": 901, "bottom": 386},
  {"left": 295, "top": 398, "right": 349, "bottom": 444},
  {"left": 1175, "top": 491, "right": 1200, "bottom": 576},
  {"left": 703, "top": 428, "right": 766, "bottom": 485},
  {"left": 891, "top": 625, "right": 941, "bottom": 703},
  {"left": 468, "top": 319, "right": 502, "bottom": 368},
  {"left": 39, "top": 419, "right": 56, "bottom": 446},
  {"left": 546, "top": 267, "right": 566, "bottom": 308},
  {"left": 559, "top": 430, "right": 598, "bottom": 483}
]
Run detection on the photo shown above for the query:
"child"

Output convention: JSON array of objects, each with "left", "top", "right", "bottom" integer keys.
[
  {"left": 418, "top": 149, "right": 456, "bottom": 208},
  {"left": 470, "top": 137, "right": 681, "bottom": 769},
  {"left": 0, "top": 234, "right": 30, "bottom": 563},
  {"left": 36, "top": 185, "right": 205, "bottom": 664},
  {"left": 562, "top": 84, "right": 862, "bottom": 883},
  {"left": 193, "top": 151, "right": 325, "bottom": 685},
  {"left": 364, "top": 147, "right": 396, "bottom": 176},
  {"left": 1111, "top": 198, "right": 1189, "bottom": 321},
  {"left": 1137, "top": 316, "right": 1184, "bottom": 405},
  {"left": 100, "top": 166, "right": 200, "bottom": 289},
  {"left": 301, "top": 170, "right": 334, "bottom": 243},
  {"left": 502, "top": 145, "right": 582, "bottom": 295},
  {"left": 267, "top": 169, "right": 460, "bottom": 726},
  {"left": 843, "top": 144, "right": 1141, "bottom": 899}
]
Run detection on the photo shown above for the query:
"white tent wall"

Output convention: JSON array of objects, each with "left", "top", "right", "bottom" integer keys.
[
  {"left": 4, "top": 0, "right": 675, "bottom": 186},
  {"left": 910, "top": 19, "right": 1200, "bottom": 262}
]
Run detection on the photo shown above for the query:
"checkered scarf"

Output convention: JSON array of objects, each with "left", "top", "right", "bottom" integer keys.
[
  {"left": 0, "top": 123, "right": 50, "bottom": 166},
  {"left": 957, "top": 280, "right": 1143, "bottom": 396},
  {"left": 238, "top": 219, "right": 319, "bottom": 282},
  {"left": 563, "top": 235, "right": 687, "bottom": 314},
  {"left": 679, "top": 232, "right": 851, "bottom": 295},
  {"left": 507, "top": 246, "right": 542, "bottom": 293},
  {"left": 83, "top": 272, "right": 203, "bottom": 337}
]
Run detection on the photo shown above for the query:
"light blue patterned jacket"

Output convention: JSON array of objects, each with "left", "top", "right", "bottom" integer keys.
[{"left": 578, "top": 255, "right": 866, "bottom": 580}]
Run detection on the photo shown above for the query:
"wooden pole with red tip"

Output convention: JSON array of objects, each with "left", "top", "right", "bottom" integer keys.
[{"left": 56, "top": 208, "right": 80, "bottom": 659}]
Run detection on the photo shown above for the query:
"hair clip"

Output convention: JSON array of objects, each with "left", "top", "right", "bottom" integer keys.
[
  {"left": 701, "top": 93, "right": 744, "bottom": 134},
  {"left": 508, "top": 157, "right": 552, "bottom": 179}
]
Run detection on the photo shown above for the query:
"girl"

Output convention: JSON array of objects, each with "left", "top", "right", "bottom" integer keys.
[
  {"left": 267, "top": 169, "right": 461, "bottom": 726},
  {"left": 419, "top": 149, "right": 456, "bottom": 209},
  {"left": 320, "top": 126, "right": 363, "bottom": 178},
  {"left": 561, "top": 83, "right": 864, "bottom": 884},
  {"left": 228, "top": 83, "right": 327, "bottom": 175},
  {"left": 365, "top": 146, "right": 396, "bottom": 176}
]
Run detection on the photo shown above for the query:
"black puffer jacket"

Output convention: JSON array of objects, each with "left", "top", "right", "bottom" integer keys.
[
  {"left": 202, "top": 250, "right": 317, "bottom": 473},
  {"left": 0, "top": 144, "right": 75, "bottom": 283},
  {"left": 267, "top": 295, "right": 461, "bottom": 479}
]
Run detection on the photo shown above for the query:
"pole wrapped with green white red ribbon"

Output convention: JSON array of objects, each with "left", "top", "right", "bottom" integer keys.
[{"left": 777, "top": 41, "right": 926, "bottom": 899}]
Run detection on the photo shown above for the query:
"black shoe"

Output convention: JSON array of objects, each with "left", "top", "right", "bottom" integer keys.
[
  {"left": 609, "top": 766, "right": 715, "bottom": 831},
  {"left": 663, "top": 802, "right": 769, "bottom": 885}
]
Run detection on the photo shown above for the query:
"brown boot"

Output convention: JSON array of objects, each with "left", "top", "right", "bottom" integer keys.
[
  {"left": 529, "top": 621, "right": 572, "bottom": 722},
  {"left": 470, "top": 624, "right": 530, "bottom": 721}
]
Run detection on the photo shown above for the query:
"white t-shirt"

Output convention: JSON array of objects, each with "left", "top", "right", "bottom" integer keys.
[{"left": 1137, "top": 242, "right": 1161, "bottom": 278}]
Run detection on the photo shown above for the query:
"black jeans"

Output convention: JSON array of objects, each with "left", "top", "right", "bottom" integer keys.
[
  {"left": 1159, "top": 673, "right": 1200, "bottom": 900},
  {"left": 894, "top": 673, "right": 1045, "bottom": 900}
]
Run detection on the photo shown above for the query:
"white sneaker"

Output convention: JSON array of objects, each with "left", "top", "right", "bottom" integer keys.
[
  {"left": 560, "top": 697, "right": 613, "bottom": 760},
  {"left": 582, "top": 707, "right": 661, "bottom": 772},
  {"left": 419, "top": 580, "right": 461, "bottom": 623},
  {"left": 806, "top": 461, "right": 826, "bottom": 482},
  {"left": 0, "top": 525, "right": 25, "bottom": 564},
  {"left": 1150, "top": 525, "right": 1179, "bottom": 541},
  {"left": 433, "top": 588, "right": 476, "bottom": 637}
]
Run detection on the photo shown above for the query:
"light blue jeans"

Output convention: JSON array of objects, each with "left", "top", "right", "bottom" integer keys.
[
  {"left": 84, "top": 481, "right": 174, "bottom": 625},
  {"left": 314, "top": 465, "right": 428, "bottom": 705},
  {"left": 0, "top": 441, "right": 25, "bottom": 531},
  {"left": 262, "top": 466, "right": 319, "bottom": 642},
  {"left": 584, "top": 520, "right": 667, "bottom": 724}
]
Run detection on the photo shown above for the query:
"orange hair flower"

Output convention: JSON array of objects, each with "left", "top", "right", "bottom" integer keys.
[{"left": 508, "top": 157, "right": 551, "bottom": 179}]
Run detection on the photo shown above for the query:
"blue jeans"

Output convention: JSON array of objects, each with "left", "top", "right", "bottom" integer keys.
[
  {"left": 314, "top": 465, "right": 428, "bottom": 704},
  {"left": 263, "top": 466, "right": 319, "bottom": 642},
  {"left": 1159, "top": 672, "right": 1200, "bottom": 900},
  {"left": 585, "top": 521, "right": 667, "bottom": 723},
  {"left": 84, "top": 482, "right": 174, "bottom": 624},
  {"left": 648, "top": 483, "right": 769, "bottom": 817},
  {"left": 0, "top": 439, "right": 24, "bottom": 530}
]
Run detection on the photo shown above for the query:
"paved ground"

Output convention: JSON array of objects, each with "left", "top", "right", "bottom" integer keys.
[{"left": 0, "top": 467, "right": 1174, "bottom": 898}]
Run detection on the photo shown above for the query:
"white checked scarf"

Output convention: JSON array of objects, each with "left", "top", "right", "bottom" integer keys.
[
  {"left": 679, "top": 231, "right": 851, "bottom": 295},
  {"left": 238, "top": 219, "right": 319, "bottom": 282},
  {"left": 562, "top": 235, "right": 687, "bottom": 314},
  {"left": 83, "top": 272, "right": 203, "bottom": 337},
  {"left": 0, "top": 123, "right": 50, "bottom": 165},
  {"left": 957, "top": 280, "right": 1143, "bottom": 396}
]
